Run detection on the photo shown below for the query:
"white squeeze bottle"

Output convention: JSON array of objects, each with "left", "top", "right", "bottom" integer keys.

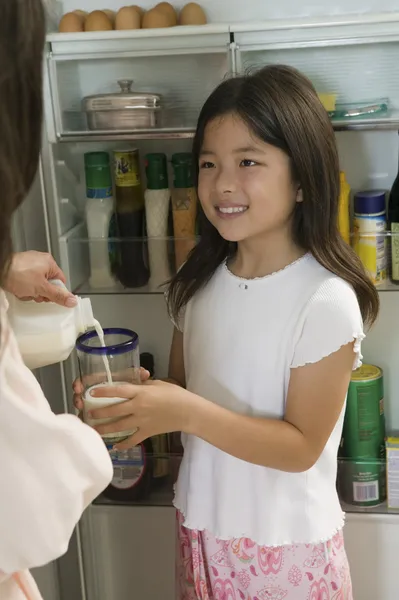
[
  {"left": 84, "top": 151, "right": 116, "bottom": 289},
  {"left": 144, "top": 152, "right": 172, "bottom": 290},
  {"left": 7, "top": 280, "right": 95, "bottom": 370}
]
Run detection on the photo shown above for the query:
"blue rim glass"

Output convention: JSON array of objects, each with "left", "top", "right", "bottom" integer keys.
[{"left": 76, "top": 327, "right": 139, "bottom": 355}]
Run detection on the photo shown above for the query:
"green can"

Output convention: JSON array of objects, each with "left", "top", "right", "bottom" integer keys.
[{"left": 340, "top": 364, "right": 386, "bottom": 507}]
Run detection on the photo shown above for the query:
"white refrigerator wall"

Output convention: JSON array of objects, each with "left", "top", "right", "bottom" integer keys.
[{"left": 60, "top": 0, "right": 399, "bottom": 21}]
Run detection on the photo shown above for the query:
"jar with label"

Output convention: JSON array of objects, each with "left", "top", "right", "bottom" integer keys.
[
  {"left": 113, "top": 149, "right": 150, "bottom": 288},
  {"left": 352, "top": 190, "right": 387, "bottom": 284}
]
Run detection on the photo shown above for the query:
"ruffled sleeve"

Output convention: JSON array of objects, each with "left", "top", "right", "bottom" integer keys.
[{"left": 291, "top": 277, "right": 365, "bottom": 370}]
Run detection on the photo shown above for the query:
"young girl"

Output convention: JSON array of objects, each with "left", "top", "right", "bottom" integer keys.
[{"left": 88, "top": 64, "right": 379, "bottom": 599}]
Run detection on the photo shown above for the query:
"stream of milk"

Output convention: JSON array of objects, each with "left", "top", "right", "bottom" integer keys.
[{"left": 93, "top": 318, "right": 113, "bottom": 384}]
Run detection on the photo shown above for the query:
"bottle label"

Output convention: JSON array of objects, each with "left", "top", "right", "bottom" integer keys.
[
  {"left": 114, "top": 152, "right": 141, "bottom": 188},
  {"left": 106, "top": 444, "right": 145, "bottom": 490},
  {"left": 86, "top": 186, "right": 113, "bottom": 199},
  {"left": 352, "top": 214, "right": 386, "bottom": 283},
  {"left": 391, "top": 222, "right": 399, "bottom": 281}
]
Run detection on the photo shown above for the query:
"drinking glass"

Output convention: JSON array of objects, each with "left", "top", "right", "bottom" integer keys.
[{"left": 76, "top": 327, "right": 140, "bottom": 444}]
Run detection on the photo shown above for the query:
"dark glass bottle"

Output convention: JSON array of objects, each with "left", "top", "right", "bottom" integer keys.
[
  {"left": 388, "top": 171, "right": 399, "bottom": 284},
  {"left": 140, "top": 352, "right": 170, "bottom": 489},
  {"left": 113, "top": 149, "right": 150, "bottom": 288}
]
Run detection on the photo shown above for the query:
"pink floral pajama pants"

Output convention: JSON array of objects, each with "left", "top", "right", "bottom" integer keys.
[{"left": 176, "top": 511, "right": 352, "bottom": 600}]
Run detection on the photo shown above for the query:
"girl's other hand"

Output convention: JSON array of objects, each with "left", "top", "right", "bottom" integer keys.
[{"left": 72, "top": 367, "right": 151, "bottom": 411}]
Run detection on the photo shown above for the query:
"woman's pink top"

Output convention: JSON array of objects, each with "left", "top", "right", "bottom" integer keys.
[{"left": 0, "top": 291, "right": 113, "bottom": 599}]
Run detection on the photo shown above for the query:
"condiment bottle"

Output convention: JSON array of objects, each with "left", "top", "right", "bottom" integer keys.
[
  {"left": 388, "top": 168, "right": 399, "bottom": 284},
  {"left": 352, "top": 190, "right": 387, "bottom": 284},
  {"left": 171, "top": 153, "right": 197, "bottom": 270},
  {"left": 144, "top": 153, "right": 172, "bottom": 290},
  {"left": 113, "top": 149, "right": 150, "bottom": 288},
  {"left": 84, "top": 152, "right": 116, "bottom": 288},
  {"left": 7, "top": 281, "right": 94, "bottom": 370}
]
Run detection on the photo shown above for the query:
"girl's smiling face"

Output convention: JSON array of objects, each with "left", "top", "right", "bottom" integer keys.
[{"left": 198, "top": 113, "right": 302, "bottom": 244}]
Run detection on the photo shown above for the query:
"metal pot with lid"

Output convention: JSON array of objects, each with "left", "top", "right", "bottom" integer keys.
[{"left": 83, "top": 79, "right": 162, "bottom": 131}]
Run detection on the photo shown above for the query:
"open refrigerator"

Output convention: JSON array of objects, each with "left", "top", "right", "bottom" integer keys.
[{"left": 22, "top": 11, "right": 399, "bottom": 600}]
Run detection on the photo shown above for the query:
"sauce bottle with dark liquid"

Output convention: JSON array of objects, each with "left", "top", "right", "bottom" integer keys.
[{"left": 113, "top": 149, "right": 150, "bottom": 288}]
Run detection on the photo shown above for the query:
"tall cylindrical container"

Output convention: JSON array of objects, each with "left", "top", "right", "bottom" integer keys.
[
  {"left": 144, "top": 153, "right": 172, "bottom": 290},
  {"left": 113, "top": 149, "right": 150, "bottom": 288},
  {"left": 339, "top": 364, "right": 386, "bottom": 507},
  {"left": 352, "top": 190, "right": 387, "bottom": 284},
  {"left": 171, "top": 153, "right": 197, "bottom": 270},
  {"left": 84, "top": 152, "right": 115, "bottom": 289}
]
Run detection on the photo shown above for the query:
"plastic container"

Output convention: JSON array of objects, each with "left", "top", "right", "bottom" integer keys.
[
  {"left": 352, "top": 190, "right": 387, "bottom": 284},
  {"left": 7, "top": 281, "right": 94, "bottom": 370}
]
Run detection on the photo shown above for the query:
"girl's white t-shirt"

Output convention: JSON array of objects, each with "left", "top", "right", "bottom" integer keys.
[{"left": 173, "top": 253, "right": 364, "bottom": 546}]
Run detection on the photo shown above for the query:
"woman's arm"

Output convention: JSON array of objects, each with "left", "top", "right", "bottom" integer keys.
[{"left": 0, "top": 316, "right": 113, "bottom": 574}]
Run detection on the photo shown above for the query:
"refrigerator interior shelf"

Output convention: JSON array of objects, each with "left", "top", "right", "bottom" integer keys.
[
  {"left": 57, "top": 114, "right": 399, "bottom": 141},
  {"left": 58, "top": 126, "right": 196, "bottom": 142},
  {"left": 332, "top": 110, "right": 399, "bottom": 131}
]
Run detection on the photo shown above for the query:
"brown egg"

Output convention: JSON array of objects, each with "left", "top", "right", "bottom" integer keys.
[
  {"left": 131, "top": 5, "right": 144, "bottom": 17},
  {"left": 155, "top": 2, "right": 177, "bottom": 26},
  {"left": 115, "top": 6, "right": 141, "bottom": 29},
  {"left": 102, "top": 9, "right": 116, "bottom": 24},
  {"left": 142, "top": 8, "right": 171, "bottom": 28},
  {"left": 59, "top": 12, "right": 84, "bottom": 33},
  {"left": 84, "top": 10, "right": 113, "bottom": 31},
  {"left": 73, "top": 9, "right": 88, "bottom": 20},
  {"left": 179, "top": 2, "right": 207, "bottom": 25}
]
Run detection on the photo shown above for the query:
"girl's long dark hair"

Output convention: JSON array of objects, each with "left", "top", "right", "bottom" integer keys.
[
  {"left": 168, "top": 64, "right": 379, "bottom": 327},
  {"left": 0, "top": 0, "right": 45, "bottom": 288}
]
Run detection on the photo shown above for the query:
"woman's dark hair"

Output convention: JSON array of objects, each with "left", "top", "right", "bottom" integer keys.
[
  {"left": 168, "top": 64, "right": 379, "bottom": 327},
  {"left": 0, "top": 0, "right": 46, "bottom": 288}
]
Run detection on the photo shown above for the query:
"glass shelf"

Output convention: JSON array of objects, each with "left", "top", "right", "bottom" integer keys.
[
  {"left": 56, "top": 113, "right": 399, "bottom": 142},
  {"left": 61, "top": 229, "right": 399, "bottom": 295},
  {"left": 59, "top": 126, "right": 196, "bottom": 143},
  {"left": 92, "top": 454, "right": 399, "bottom": 515}
]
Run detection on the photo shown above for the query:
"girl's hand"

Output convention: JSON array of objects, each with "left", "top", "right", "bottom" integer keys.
[
  {"left": 88, "top": 380, "right": 193, "bottom": 450},
  {"left": 72, "top": 367, "right": 151, "bottom": 411}
]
